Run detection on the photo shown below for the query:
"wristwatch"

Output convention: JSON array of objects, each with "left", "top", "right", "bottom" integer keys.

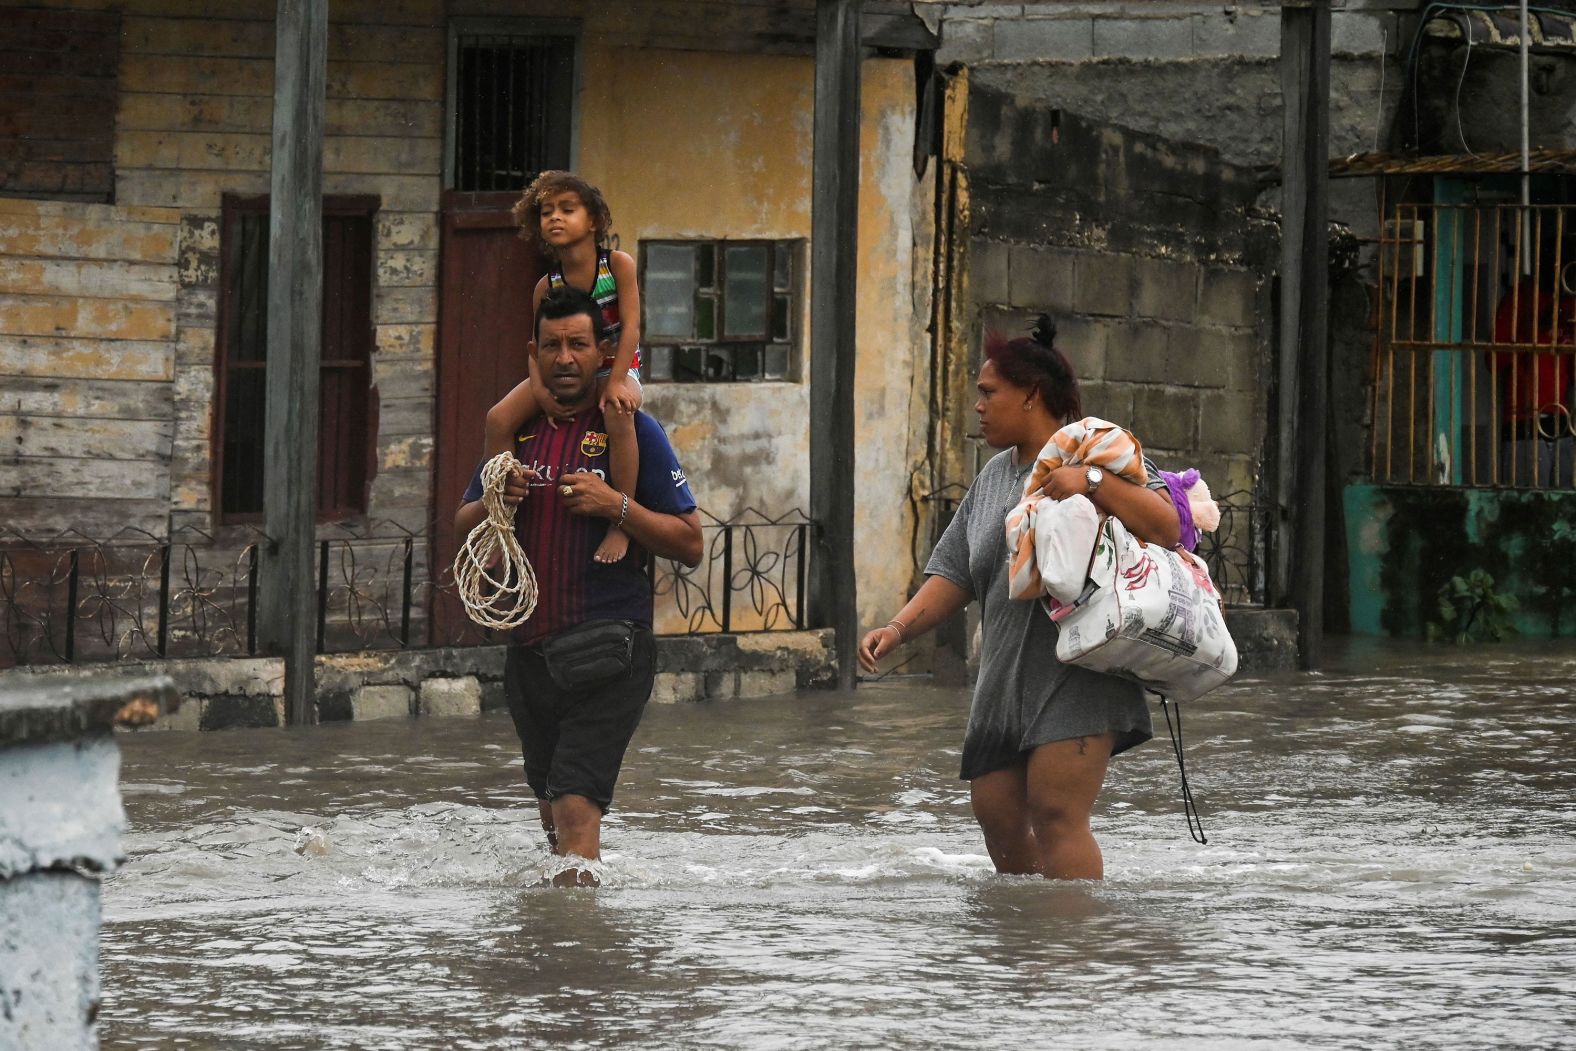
[{"left": 1084, "top": 466, "right": 1105, "bottom": 495}]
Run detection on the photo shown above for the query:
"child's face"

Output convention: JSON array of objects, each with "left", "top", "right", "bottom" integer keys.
[{"left": 539, "top": 190, "right": 595, "bottom": 249}]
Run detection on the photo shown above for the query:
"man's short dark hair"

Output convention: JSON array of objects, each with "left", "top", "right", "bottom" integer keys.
[{"left": 536, "top": 286, "right": 606, "bottom": 345}]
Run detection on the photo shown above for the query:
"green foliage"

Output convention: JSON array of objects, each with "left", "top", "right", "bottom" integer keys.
[{"left": 1427, "top": 570, "right": 1519, "bottom": 644}]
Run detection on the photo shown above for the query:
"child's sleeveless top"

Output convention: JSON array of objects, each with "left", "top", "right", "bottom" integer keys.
[{"left": 546, "top": 247, "right": 640, "bottom": 370}]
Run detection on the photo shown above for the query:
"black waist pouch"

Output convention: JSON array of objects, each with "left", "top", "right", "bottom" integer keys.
[{"left": 539, "top": 619, "right": 637, "bottom": 692}]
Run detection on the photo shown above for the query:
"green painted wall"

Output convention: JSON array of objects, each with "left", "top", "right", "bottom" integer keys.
[{"left": 1345, "top": 483, "right": 1576, "bottom": 637}]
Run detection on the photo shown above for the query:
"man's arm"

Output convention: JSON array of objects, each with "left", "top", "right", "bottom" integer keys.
[
  {"left": 625, "top": 505, "right": 703, "bottom": 568},
  {"left": 558, "top": 472, "right": 703, "bottom": 567}
]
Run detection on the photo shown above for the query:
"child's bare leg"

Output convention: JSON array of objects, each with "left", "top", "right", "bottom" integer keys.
[{"left": 594, "top": 402, "right": 639, "bottom": 564}]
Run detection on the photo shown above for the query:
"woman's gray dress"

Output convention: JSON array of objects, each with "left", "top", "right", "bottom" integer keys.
[{"left": 925, "top": 449, "right": 1160, "bottom": 781}]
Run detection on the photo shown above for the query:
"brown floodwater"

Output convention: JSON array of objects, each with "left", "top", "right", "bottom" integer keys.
[{"left": 101, "top": 639, "right": 1576, "bottom": 1049}]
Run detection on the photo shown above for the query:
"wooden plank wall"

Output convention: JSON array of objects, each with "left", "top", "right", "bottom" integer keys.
[
  {"left": 110, "top": 0, "right": 446, "bottom": 541},
  {"left": 0, "top": 0, "right": 447, "bottom": 546},
  {"left": 0, "top": 196, "right": 180, "bottom": 538}
]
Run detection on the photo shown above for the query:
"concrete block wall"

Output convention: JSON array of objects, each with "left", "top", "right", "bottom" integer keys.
[
  {"left": 930, "top": 3, "right": 1391, "bottom": 68},
  {"left": 961, "top": 90, "right": 1276, "bottom": 501},
  {"left": 924, "top": 1, "right": 1405, "bottom": 239}
]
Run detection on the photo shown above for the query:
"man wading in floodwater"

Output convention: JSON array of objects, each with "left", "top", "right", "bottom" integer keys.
[{"left": 454, "top": 286, "right": 702, "bottom": 886}]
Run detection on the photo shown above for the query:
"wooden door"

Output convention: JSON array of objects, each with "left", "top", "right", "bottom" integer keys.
[{"left": 432, "top": 190, "right": 542, "bottom": 641}]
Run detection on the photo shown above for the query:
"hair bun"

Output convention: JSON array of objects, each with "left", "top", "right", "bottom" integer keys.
[{"left": 1031, "top": 314, "right": 1057, "bottom": 348}]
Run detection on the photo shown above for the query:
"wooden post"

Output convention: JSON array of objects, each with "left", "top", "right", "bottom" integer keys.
[
  {"left": 258, "top": 0, "right": 326, "bottom": 726},
  {"left": 1276, "top": 1, "right": 1331, "bottom": 669},
  {"left": 809, "top": 0, "right": 862, "bottom": 691}
]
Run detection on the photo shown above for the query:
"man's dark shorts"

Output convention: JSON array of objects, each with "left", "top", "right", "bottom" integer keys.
[{"left": 503, "top": 625, "right": 656, "bottom": 812}]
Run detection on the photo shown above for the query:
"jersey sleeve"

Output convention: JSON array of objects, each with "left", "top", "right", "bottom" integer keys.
[
  {"left": 632, "top": 412, "right": 699, "bottom": 516},
  {"left": 460, "top": 460, "right": 486, "bottom": 505}
]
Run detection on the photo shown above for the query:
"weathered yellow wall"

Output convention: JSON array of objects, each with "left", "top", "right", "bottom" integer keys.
[
  {"left": 580, "top": 47, "right": 926, "bottom": 631},
  {"left": 0, "top": 198, "right": 180, "bottom": 535}
]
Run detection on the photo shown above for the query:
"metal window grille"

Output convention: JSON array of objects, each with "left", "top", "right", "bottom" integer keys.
[
  {"left": 450, "top": 32, "right": 575, "bottom": 192},
  {"left": 640, "top": 240, "right": 800, "bottom": 383},
  {"left": 1371, "top": 197, "right": 1576, "bottom": 490}
]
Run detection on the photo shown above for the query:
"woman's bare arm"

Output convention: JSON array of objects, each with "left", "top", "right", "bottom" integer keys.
[
  {"left": 1043, "top": 466, "right": 1181, "bottom": 548},
  {"left": 858, "top": 574, "right": 972, "bottom": 673}
]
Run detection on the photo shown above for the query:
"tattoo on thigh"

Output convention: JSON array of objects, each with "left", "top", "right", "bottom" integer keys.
[{"left": 1073, "top": 736, "right": 1088, "bottom": 755}]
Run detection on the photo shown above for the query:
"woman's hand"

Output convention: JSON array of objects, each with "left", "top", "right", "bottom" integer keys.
[
  {"left": 857, "top": 624, "right": 903, "bottom": 674},
  {"left": 1041, "top": 465, "right": 1092, "bottom": 501}
]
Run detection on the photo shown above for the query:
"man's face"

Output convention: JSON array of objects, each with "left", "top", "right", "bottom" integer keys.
[{"left": 534, "top": 312, "right": 605, "bottom": 406}]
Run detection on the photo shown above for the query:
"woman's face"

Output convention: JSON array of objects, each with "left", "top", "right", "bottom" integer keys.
[{"left": 974, "top": 359, "right": 1036, "bottom": 448}]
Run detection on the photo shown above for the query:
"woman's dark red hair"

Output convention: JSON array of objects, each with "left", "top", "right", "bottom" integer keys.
[{"left": 983, "top": 314, "right": 1082, "bottom": 421}]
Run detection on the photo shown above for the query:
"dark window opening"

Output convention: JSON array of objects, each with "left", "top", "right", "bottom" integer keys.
[
  {"left": 0, "top": 9, "right": 120, "bottom": 202},
  {"left": 450, "top": 31, "right": 576, "bottom": 191},
  {"left": 216, "top": 195, "right": 378, "bottom": 523},
  {"left": 640, "top": 240, "right": 800, "bottom": 383}
]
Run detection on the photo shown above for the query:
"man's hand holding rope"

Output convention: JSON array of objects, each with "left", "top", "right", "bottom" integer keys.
[{"left": 453, "top": 455, "right": 539, "bottom": 629}]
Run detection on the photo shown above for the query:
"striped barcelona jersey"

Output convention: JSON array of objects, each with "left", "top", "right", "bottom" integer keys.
[
  {"left": 546, "top": 247, "right": 641, "bottom": 371},
  {"left": 461, "top": 407, "right": 696, "bottom": 646}
]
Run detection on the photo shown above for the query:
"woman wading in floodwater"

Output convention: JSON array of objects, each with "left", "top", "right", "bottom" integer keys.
[{"left": 859, "top": 320, "right": 1180, "bottom": 879}]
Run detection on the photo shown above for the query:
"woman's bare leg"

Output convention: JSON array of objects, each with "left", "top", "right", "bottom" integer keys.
[
  {"left": 1023, "top": 733, "right": 1114, "bottom": 880},
  {"left": 969, "top": 764, "right": 1038, "bottom": 875}
]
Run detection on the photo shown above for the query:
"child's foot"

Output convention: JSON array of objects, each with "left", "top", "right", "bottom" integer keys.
[{"left": 594, "top": 526, "right": 630, "bottom": 564}]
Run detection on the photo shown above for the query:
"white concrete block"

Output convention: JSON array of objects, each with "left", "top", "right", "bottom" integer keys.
[
  {"left": 351, "top": 684, "right": 412, "bottom": 721},
  {"left": 649, "top": 672, "right": 704, "bottom": 705},
  {"left": 736, "top": 669, "right": 797, "bottom": 699},
  {"left": 0, "top": 872, "right": 100, "bottom": 1051},
  {"left": 419, "top": 676, "right": 481, "bottom": 718},
  {"left": 0, "top": 739, "right": 124, "bottom": 879}
]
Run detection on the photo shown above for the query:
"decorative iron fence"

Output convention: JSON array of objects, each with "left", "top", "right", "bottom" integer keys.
[
  {"left": 1, "top": 510, "right": 816, "bottom": 670},
  {"left": 1192, "top": 490, "right": 1269, "bottom": 608},
  {"left": 651, "top": 509, "right": 814, "bottom": 634}
]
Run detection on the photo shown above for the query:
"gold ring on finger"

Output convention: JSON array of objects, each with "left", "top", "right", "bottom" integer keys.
[{"left": 559, "top": 484, "right": 573, "bottom": 496}]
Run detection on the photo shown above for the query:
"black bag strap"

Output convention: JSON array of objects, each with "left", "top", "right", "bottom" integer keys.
[{"left": 1158, "top": 695, "right": 1207, "bottom": 845}]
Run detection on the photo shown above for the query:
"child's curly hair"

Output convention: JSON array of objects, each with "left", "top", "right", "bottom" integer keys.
[{"left": 511, "top": 170, "right": 613, "bottom": 259}]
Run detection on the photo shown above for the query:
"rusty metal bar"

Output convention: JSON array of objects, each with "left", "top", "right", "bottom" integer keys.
[{"left": 1470, "top": 208, "right": 1482, "bottom": 482}]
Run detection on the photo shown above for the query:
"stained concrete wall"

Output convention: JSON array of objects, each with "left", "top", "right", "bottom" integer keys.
[{"left": 582, "top": 49, "right": 927, "bottom": 632}]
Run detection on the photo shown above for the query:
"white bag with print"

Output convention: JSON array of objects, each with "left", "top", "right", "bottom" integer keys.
[
  {"left": 1048, "top": 515, "right": 1237, "bottom": 702},
  {"left": 1033, "top": 494, "right": 1102, "bottom": 604}
]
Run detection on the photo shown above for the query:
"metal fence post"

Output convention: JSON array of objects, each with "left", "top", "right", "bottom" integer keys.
[
  {"left": 400, "top": 538, "right": 413, "bottom": 648},
  {"left": 316, "top": 539, "right": 329, "bottom": 653},
  {"left": 156, "top": 544, "right": 171, "bottom": 658},
  {"left": 65, "top": 548, "right": 80, "bottom": 663},
  {"left": 246, "top": 544, "right": 259, "bottom": 656},
  {"left": 721, "top": 527, "right": 734, "bottom": 633}
]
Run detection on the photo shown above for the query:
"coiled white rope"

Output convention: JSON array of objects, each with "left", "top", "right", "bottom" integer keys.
[{"left": 453, "top": 453, "right": 538, "bottom": 629}]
